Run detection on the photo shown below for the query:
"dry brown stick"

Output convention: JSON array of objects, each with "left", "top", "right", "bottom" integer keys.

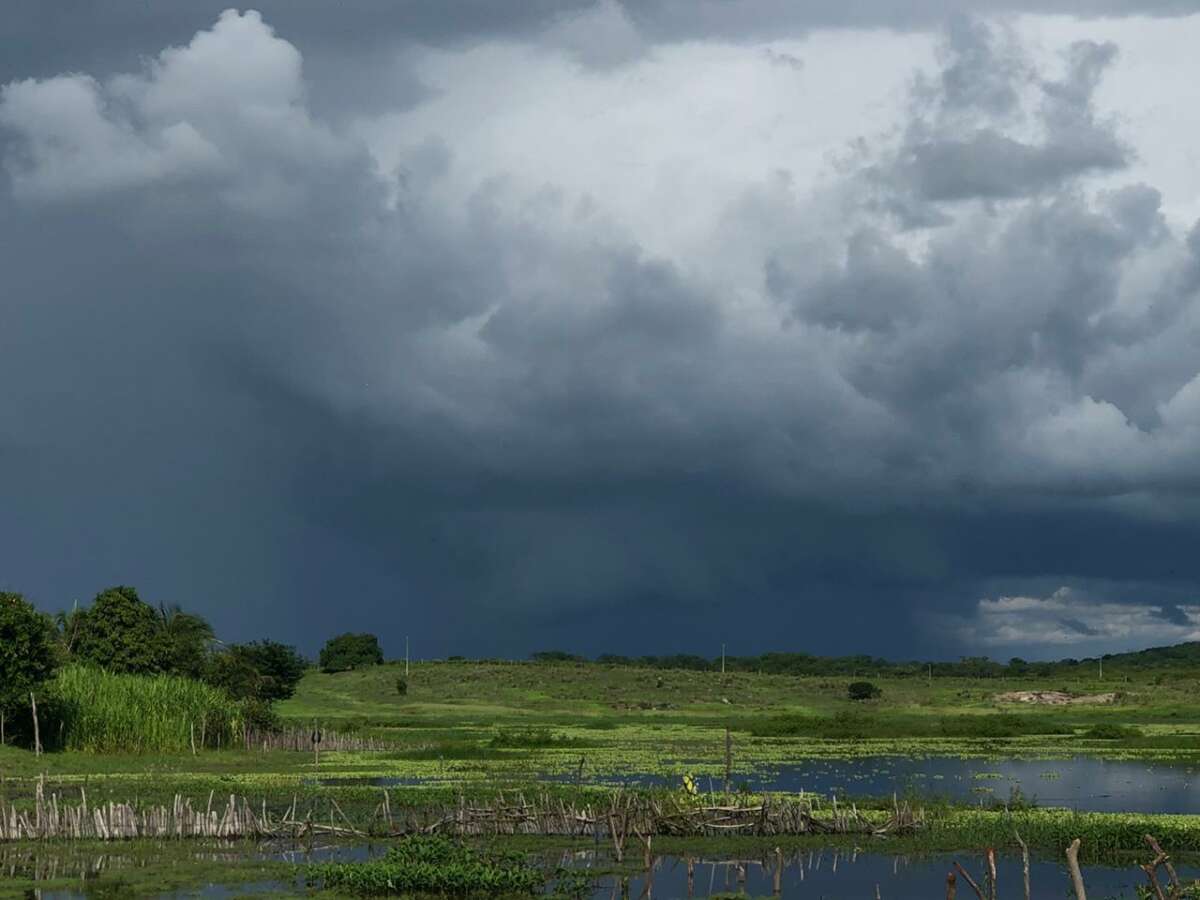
[
  {"left": 986, "top": 848, "right": 997, "bottom": 900},
  {"left": 946, "top": 871, "right": 957, "bottom": 900},
  {"left": 1066, "top": 838, "right": 1088, "bottom": 900},
  {"left": 1142, "top": 863, "right": 1168, "bottom": 900},
  {"left": 1014, "top": 829, "right": 1031, "bottom": 900},
  {"left": 953, "top": 863, "right": 984, "bottom": 900},
  {"left": 1145, "top": 835, "right": 1181, "bottom": 900}
]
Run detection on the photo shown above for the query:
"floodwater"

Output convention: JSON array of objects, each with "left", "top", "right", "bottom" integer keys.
[
  {"left": 6, "top": 842, "right": 1191, "bottom": 899},
  {"left": 571, "top": 848, "right": 1197, "bottom": 900},
  {"left": 320, "top": 755, "right": 1200, "bottom": 813},
  {"left": 590, "top": 756, "right": 1200, "bottom": 813}
]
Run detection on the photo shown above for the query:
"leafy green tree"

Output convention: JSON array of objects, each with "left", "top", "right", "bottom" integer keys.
[
  {"left": 0, "top": 592, "right": 59, "bottom": 732},
  {"left": 203, "top": 648, "right": 264, "bottom": 701},
  {"left": 206, "top": 640, "right": 306, "bottom": 702},
  {"left": 319, "top": 632, "right": 383, "bottom": 672},
  {"left": 73, "top": 586, "right": 165, "bottom": 674},
  {"left": 156, "top": 603, "right": 215, "bottom": 678}
]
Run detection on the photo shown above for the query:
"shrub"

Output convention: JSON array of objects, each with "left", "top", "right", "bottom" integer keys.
[
  {"left": 396, "top": 675, "right": 408, "bottom": 696},
  {"left": 848, "top": 681, "right": 882, "bottom": 701},
  {"left": 319, "top": 632, "right": 383, "bottom": 672},
  {"left": 1082, "top": 723, "right": 1140, "bottom": 740}
]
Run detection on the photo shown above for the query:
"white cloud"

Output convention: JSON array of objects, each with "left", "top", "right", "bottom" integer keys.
[
  {"left": 0, "top": 9, "right": 357, "bottom": 209},
  {"left": 950, "top": 586, "right": 1200, "bottom": 650}
]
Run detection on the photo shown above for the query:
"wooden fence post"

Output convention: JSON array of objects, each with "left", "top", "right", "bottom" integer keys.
[
  {"left": 30, "top": 692, "right": 41, "bottom": 757},
  {"left": 1066, "top": 839, "right": 1088, "bottom": 900},
  {"left": 723, "top": 726, "right": 732, "bottom": 794}
]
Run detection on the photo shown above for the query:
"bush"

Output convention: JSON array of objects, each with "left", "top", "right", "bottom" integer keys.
[
  {"left": 848, "top": 681, "right": 882, "bottom": 701},
  {"left": 1082, "top": 723, "right": 1140, "bottom": 740},
  {"left": 319, "top": 632, "right": 383, "bottom": 672}
]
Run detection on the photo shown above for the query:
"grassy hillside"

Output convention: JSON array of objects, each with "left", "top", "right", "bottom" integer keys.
[{"left": 277, "top": 658, "right": 1200, "bottom": 728}]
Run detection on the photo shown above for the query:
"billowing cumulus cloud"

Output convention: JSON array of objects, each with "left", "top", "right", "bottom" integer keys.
[
  {"left": 3, "top": 7, "right": 1200, "bottom": 657},
  {"left": 947, "top": 586, "right": 1200, "bottom": 652}
]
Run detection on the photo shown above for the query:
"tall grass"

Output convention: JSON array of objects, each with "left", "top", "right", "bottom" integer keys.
[{"left": 51, "top": 665, "right": 244, "bottom": 753}]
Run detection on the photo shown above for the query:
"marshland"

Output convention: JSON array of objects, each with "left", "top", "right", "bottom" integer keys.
[{"left": 7, "top": 588, "right": 1200, "bottom": 897}]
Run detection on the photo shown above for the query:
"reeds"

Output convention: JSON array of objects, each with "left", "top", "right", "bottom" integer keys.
[
  {"left": 51, "top": 665, "right": 242, "bottom": 753},
  {"left": 0, "top": 785, "right": 922, "bottom": 844}
]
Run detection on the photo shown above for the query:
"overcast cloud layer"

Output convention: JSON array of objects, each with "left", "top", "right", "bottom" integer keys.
[{"left": 3, "top": 4, "right": 1200, "bottom": 659}]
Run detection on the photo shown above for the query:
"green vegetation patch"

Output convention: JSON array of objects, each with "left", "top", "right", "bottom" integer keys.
[
  {"left": 50, "top": 664, "right": 248, "bottom": 753},
  {"left": 307, "top": 835, "right": 545, "bottom": 895}
]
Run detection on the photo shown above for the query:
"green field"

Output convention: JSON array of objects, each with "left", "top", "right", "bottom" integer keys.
[{"left": 4, "top": 659, "right": 1200, "bottom": 896}]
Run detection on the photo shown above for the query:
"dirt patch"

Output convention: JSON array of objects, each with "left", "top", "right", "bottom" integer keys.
[{"left": 994, "top": 690, "right": 1117, "bottom": 706}]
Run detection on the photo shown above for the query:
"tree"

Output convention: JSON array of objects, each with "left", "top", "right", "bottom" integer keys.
[
  {"left": 203, "top": 648, "right": 265, "bottom": 701},
  {"left": 73, "top": 586, "right": 165, "bottom": 674},
  {"left": 156, "top": 603, "right": 215, "bottom": 679},
  {"left": 319, "top": 633, "right": 383, "bottom": 672},
  {"left": 0, "top": 592, "right": 59, "bottom": 736},
  {"left": 847, "top": 681, "right": 882, "bottom": 701},
  {"left": 203, "top": 641, "right": 305, "bottom": 703}
]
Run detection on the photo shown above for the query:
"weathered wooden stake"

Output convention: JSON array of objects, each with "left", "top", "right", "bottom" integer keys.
[
  {"left": 723, "top": 726, "right": 732, "bottom": 794},
  {"left": 1066, "top": 838, "right": 1088, "bottom": 900},
  {"left": 986, "top": 847, "right": 997, "bottom": 900},
  {"left": 1015, "top": 829, "right": 1031, "bottom": 900},
  {"left": 953, "top": 862, "right": 984, "bottom": 900},
  {"left": 30, "top": 693, "right": 41, "bottom": 757},
  {"left": 773, "top": 847, "right": 782, "bottom": 895},
  {"left": 946, "top": 872, "right": 957, "bottom": 900}
]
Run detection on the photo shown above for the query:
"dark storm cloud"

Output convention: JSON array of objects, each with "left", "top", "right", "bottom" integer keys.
[
  {"left": 4, "top": 0, "right": 1200, "bottom": 85},
  {"left": 3, "top": 10, "right": 1200, "bottom": 657}
]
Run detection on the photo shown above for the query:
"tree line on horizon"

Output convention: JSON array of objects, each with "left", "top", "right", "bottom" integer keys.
[{"left": 529, "top": 645, "right": 1199, "bottom": 678}]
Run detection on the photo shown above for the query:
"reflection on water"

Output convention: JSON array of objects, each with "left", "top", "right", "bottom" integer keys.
[
  {"left": 537, "top": 756, "right": 1200, "bottom": 813},
  {"left": 315, "top": 757, "right": 1200, "bottom": 813},
  {"left": 5, "top": 842, "right": 1194, "bottom": 899},
  {"left": 570, "top": 848, "right": 1198, "bottom": 900}
]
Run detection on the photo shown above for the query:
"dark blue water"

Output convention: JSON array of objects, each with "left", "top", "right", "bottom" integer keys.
[
  {"left": 17, "top": 844, "right": 1192, "bottom": 899},
  {"left": 542, "top": 756, "right": 1200, "bottom": 813},
  {"left": 574, "top": 849, "right": 1198, "bottom": 900},
  {"left": 321, "top": 755, "right": 1200, "bottom": 813}
]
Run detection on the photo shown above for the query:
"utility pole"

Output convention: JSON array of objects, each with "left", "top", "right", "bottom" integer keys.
[
  {"left": 928, "top": 663, "right": 932, "bottom": 687},
  {"left": 721, "top": 643, "right": 726, "bottom": 677},
  {"left": 1099, "top": 657, "right": 1103, "bottom": 681},
  {"left": 405, "top": 636, "right": 410, "bottom": 678}
]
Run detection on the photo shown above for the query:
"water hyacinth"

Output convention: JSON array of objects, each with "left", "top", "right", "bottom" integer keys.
[
  {"left": 307, "top": 835, "right": 545, "bottom": 896},
  {"left": 50, "top": 665, "right": 245, "bottom": 753}
]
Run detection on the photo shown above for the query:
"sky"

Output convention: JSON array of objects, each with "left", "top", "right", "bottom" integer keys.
[{"left": 4, "top": 3, "right": 1200, "bottom": 661}]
